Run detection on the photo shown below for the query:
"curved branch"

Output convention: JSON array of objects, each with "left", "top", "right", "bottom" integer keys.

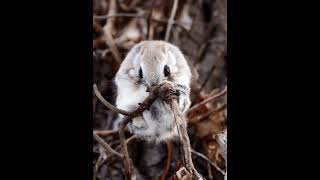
[
  {"left": 93, "top": 132, "right": 123, "bottom": 159},
  {"left": 93, "top": 129, "right": 119, "bottom": 137},
  {"left": 191, "top": 149, "right": 226, "bottom": 176},
  {"left": 93, "top": 84, "right": 133, "bottom": 116}
]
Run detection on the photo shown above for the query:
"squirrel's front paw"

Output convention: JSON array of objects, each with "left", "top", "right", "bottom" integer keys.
[{"left": 132, "top": 116, "right": 148, "bottom": 129}]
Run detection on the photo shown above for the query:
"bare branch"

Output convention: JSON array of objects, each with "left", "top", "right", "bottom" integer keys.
[
  {"left": 170, "top": 100, "right": 203, "bottom": 179},
  {"left": 93, "top": 84, "right": 133, "bottom": 116},
  {"left": 165, "top": 0, "right": 179, "bottom": 41},
  {"left": 94, "top": 12, "right": 147, "bottom": 20},
  {"left": 94, "top": 12, "right": 199, "bottom": 44},
  {"left": 191, "top": 103, "right": 227, "bottom": 123},
  {"left": 198, "top": 64, "right": 216, "bottom": 93},
  {"left": 94, "top": 13, "right": 191, "bottom": 29},
  {"left": 102, "top": 0, "right": 122, "bottom": 64},
  {"left": 155, "top": 82, "right": 203, "bottom": 179},
  {"left": 115, "top": 85, "right": 164, "bottom": 179},
  {"left": 187, "top": 86, "right": 227, "bottom": 113},
  {"left": 93, "top": 129, "right": 119, "bottom": 137},
  {"left": 114, "top": 135, "right": 137, "bottom": 152},
  {"left": 93, "top": 132, "right": 123, "bottom": 159},
  {"left": 94, "top": 82, "right": 206, "bottom": 179},
  {"left": 118, "top": 84, "right": 163, "bottom": 120},
  {"left": 191, "top": 149, "right": 226, "bottom": 176},
  {"left": 125, "top": 134, "right": 137, "bottom": 144},
  {"left": 160, "top": 141, "right": 173, "bottom": 180},
  {"left": 119, "top": 122, "right": 133, "bottom": 180},
  {"left": 147, "top": 0, "right": 156, "bottom": 40},
  {"left": 194, "top": 42, "right": 211, "bottom": 66}
]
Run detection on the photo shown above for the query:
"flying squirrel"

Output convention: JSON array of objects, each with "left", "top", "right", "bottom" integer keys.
[{"left": 115, "top": 40, "right": 191, "bottom": 142}]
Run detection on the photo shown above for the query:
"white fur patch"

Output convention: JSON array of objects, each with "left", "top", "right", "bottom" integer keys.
[
  {"left": 133, "top": 52, "right": 141, "bottom": 70},
  {"left": 132, "top": 116, "right": 148, "bottom": 128},
  {"left": 167, "top": 51, "right": 176, "bottom": 67},
  {"left": 128, "top": 69, "right": 136, "bottom": 77}
]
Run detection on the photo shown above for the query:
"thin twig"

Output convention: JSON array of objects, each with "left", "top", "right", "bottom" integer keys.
[
  {"left": 94, "top": 13, "right": 190, "bottom": 27},
  {"left": 191, "top": 103, "right": 227, "bottom": 123},
  {"left": 94, "top": 83, "right": 205, "bottom": 179},
  {"left": 147, "top": 0, "right": 156, "bottom": 40},
  {"left": 187, "top": 86, "right": 227, "bottom": 113},
  {"left": 155, "top": 83, "right": 202, "bottom": 179},
  {"left": 102, "top": 0, "right": 122, "bottom": 64},
  {"left": 125, "top": 134, "right": 137, "bottom": 144},
  {"left": 161, "top": 141, "right": 173, "bottom": 180},
  {"left": 116, "top": 85, "right": 164, "bottom": 179},
  {"left": 198, "top": 64, "right": 216, "bottom": 93},
  {"left": 93, "top": 84, "right": 133, "bottom": 116},
  {"left": 113, "top": 135, "right": 137, "bottom": 152},
  {"left": 102, "top": 135, "right": 137, "bottom": 169},
  {"left": 94, "top": 12, "right": 146, "bottom": 19},
  {"left": 94, "top": 12, "right": 199, "bottom": 44},
  {"left": 191, "top": 149, "right": 226, "bottom": 175},
  {"left": 119, "top": 121, "right": 133, "bottom": 180},
  {"left": 165, "top": 0, "right": 179, "bottom": 41},
  {"left": 194, "top": 42, "right": 211, "bottom": 66},
  {"left": 93, "top": 132, "right": 123, "bottom": 159},
  {"left": 171, "top": 101, "right": 202, "bottom": 179},
  {"left": 94, "top": 129, "right": 119, "bottom": 136},
  {"left": 175, "top": 25, "right": 201, "bottom": 46}
]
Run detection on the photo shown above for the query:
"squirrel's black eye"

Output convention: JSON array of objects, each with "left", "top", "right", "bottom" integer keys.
[
  {"left": 139, "top": 67, "right": 143, "bottom": 79},
  {"left": 164, "top": 65, "right": 170, "bottom": 77}
]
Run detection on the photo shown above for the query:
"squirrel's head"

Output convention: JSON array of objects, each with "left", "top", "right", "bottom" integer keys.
[{"left": 132, "top": 41, "right": 177, "bottom": 87}]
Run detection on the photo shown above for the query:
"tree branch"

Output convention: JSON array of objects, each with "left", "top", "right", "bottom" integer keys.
[
  {"left": 191, "top": 149, "right": 226, "bottom": 176},
  {"left": 102, "top": 0, "right": 122, "bottom": 64},
  {"left": 94, "top": 82, "right": 206, "bottom": 179},
  {"left": 154, "top": 83, "right": 203, "bottom": 179},
  {"left": 114, "top": 85, "right": 163, "bottom": 180},
  {"left": 94, "top": 13, "right": 190, "bottom": 27},
  {"left": 198, "top": 64, "right": 216, "bottom": 93},
  {"left": 187, "top": 86, "right": 227, "bottom": 113},
  {"left": 93, "top": 129, "right": 119, "bottom": 137},
  {"left": 161, "top": 141, "right": 174, "bottom": 180},
  {"left": 191, "top": 103, "right": 227, "bottom": 123},
  {"left": 93, "top": 84, "right": 133, "bottom": 116},
  {"left": 165, "top": 0, "right": 179, "bottom": 41},
  {"left": 119, "top": 121, "right": 133, "bottom": 180},
  {"left": 93, "top": 132, "right": 123, "bottom": 159}
]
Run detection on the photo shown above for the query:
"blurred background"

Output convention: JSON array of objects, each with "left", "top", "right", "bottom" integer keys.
[{"left": 93, "top": 0, "right": 227, "bottom": 179}]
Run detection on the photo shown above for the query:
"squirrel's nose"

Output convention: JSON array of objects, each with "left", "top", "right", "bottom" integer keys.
[
  {"left": 148, "top": 79, "right": 160, "bottom": 87},
  {"left": 146, "top": 83, "right": 157, "bottom": 92},
  {"left": 146, "top": 83, "right": 158, "bottom": 92}
]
